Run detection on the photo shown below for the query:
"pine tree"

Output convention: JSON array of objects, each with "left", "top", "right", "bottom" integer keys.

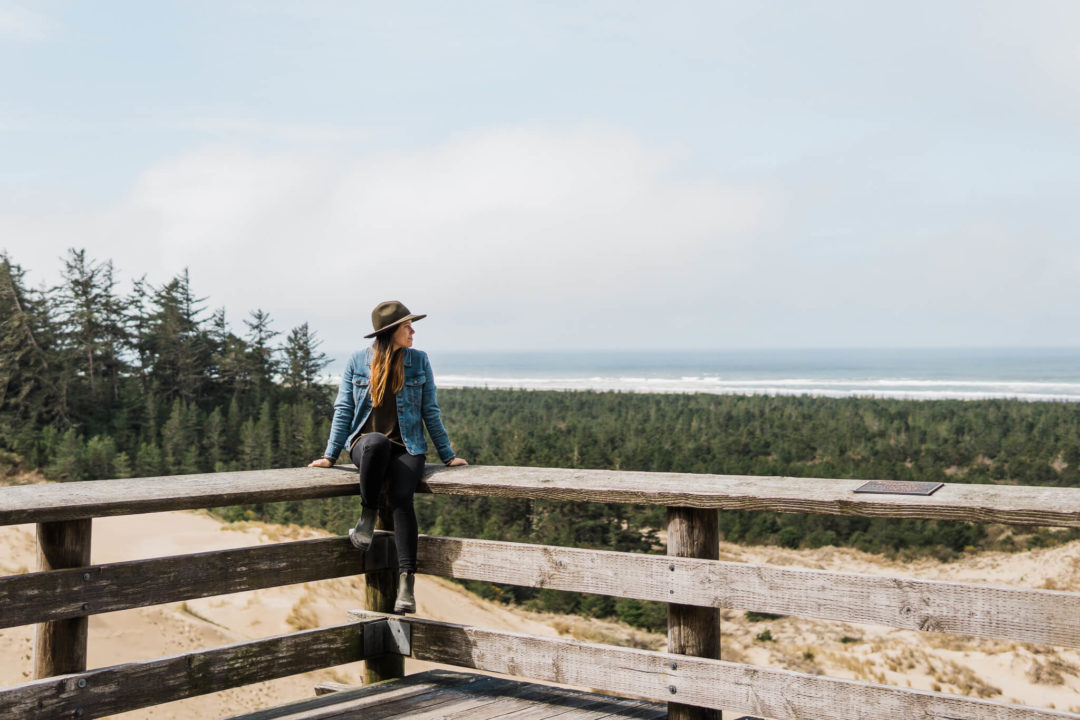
[
  {"left": 0, "top": 253, "right": 62, "bottom": 456},
  {"left": 282, "top": 323, "right": 330, "bottom": 404},
  {"left": 46, "top": 428, "right": 85, "bottom": 481},
  {"left": 134, "top": 441, "right": 163, "bottom": 478},
  {"left": 204, "top": 406, "right": 226, "bottom": 471},
  {"left": 244, "top": 309, "right": 280, "bottom": 405},
  {"left": 143, "top": 270, "right": 211, "bottom": 404},
  {"left": 208, "top": 307, "right": 250, "bottom": 403},
  {"left": 161, "top": 399, "right": 195, "bottom": 473},
  {"left": 52, "top": 249, "right": 131, "bottom": 431}
]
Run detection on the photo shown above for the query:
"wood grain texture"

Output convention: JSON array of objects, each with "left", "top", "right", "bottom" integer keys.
[
  {"left": 365, "top": 514, "right": 404, "bottom": 684},
  {"left": 0, "top": 466, "right": 363, "bottom": 525},
  {"left": 383, "top": 616, "right": 1080, "bottom": 720},
  {"left": 2, "top": 534, "right": 392, "bottom": 630},
  {"left": 33, "top": 518, "right": 91, "bottom": 679},
  {"left": 4, "top": 464, "right": 1080, "bottom": 528},
  {"left": 419, "top": 465, "right": 1080, "bottom": 528},
  {"left": 415, "top": 534, "right": 1080, "bottom": 647},
  {"left": 0, "top": 621, "right": 376, "bottom": 720},
  {"left": 226, "top": 670, "right": 494, "bottom": 719},
  {"left": 227, "top": 669, "right": 665, "bottom": 720},
  {"left": 667, "top": 507, "right": 722, "bottom": 720}
]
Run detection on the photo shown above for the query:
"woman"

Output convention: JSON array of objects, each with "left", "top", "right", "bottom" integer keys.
[{"left": 308, "top": 300, "right": 467, "bottom": 614}]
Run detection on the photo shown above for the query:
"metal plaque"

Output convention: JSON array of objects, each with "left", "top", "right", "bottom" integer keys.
[{"left": 854, "top": 480, "right": 944, "bottom": 496}]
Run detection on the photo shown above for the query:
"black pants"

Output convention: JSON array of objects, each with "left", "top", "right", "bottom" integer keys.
[{"left": 350, "top": 433, "right": 425, "bottom": 573}]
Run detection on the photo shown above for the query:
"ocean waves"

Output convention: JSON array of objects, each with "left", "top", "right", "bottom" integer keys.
[{"left": 435, "top": 374, "right": 1080, "bottom": 402}]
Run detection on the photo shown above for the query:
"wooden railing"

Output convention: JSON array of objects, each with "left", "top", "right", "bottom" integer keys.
[{"left": 2, "top": 465, "right": 1080, "bottom": 719}]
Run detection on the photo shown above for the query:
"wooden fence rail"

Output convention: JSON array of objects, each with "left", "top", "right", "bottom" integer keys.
[
  {"left": 4, "top": 464, "right": 1080, "bottom": 527},
  {"left": 0, "top": 535, "right": 394, "bottom": 629},
  {"left": 0, "top": 618, "right": 404, "bottom": 720},
  {"left": 416, "top": 534, "right": 1080, "bottom": 647},
  {"left": 8, "top": 531, "right": 1076, "bottom": 649}
]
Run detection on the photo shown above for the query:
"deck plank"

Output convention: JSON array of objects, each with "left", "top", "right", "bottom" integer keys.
[{"left": 224, "top": 670, "right": 666, "bottom": 720}]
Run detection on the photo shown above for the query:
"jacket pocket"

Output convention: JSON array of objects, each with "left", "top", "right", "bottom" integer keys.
[{"left": 352, "top": 375, "right": 370, "bottom": 404}]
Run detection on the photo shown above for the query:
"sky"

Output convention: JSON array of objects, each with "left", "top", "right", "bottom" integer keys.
[{"left": 3, "top": 1, "right": 1080, "bottom": 354}]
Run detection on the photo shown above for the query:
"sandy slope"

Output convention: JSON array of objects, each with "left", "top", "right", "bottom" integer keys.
[{"left": 2, "top": 511, "right": 1079, "bottom": 717}]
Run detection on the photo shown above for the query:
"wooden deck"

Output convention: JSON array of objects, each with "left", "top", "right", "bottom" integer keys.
[{"left": 225, "top": 670, "right": 671, "bottom": 719}]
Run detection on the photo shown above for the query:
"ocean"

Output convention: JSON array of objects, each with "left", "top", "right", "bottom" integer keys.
[{"left": 326, "top": 348, "right": 1080, "bottom": 402}]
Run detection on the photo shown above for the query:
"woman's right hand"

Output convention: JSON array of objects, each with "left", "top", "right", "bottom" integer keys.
[{"left": 308, "top": 457, "right": 333, "bottom": 468}]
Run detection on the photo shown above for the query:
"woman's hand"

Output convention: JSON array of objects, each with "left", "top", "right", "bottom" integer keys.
[
  {"left": 447, "top": 457, "right": 468, "bottom": 467},
  {"left": 308, "top": 457, "right": 333, "bottom": 468}
]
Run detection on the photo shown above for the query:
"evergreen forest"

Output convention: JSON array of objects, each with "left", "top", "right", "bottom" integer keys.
[{"left": 4, "top": 250, "right": 1079, "bottom": 632}]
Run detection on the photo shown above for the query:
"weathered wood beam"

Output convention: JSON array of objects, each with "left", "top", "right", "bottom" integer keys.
[
  {"left": 7, "top": 531, "right": 1077, "bottom": 647},
  {"left": 5, "top": 464, "right": 1080, "bottom": 528},
  {"left": 33, "top": 518, "right": 91, "bottom": 679},
  {"left": 419, "top": 465, "right": 1080, "bottom": 528},
  {"left": 2, "top": 534, "right": 394, "bottom": 630},
  {"left": 415, "top": 535, "right": 1080, "bottom": 648},
  {"left": 365, "top": 511, "right": 404, "bottom": 684},
  {"left": 357, "top": 614, "right": 1079, "bottom": 720},
  {"left": 666, "top": 507, "right": 721, "bottom": 720},
  {"left": 0, "top": 620, "right": 386, "bottom": 720},
  {"left": 0, "top": 466, "right": 362, "bottom": 526}
]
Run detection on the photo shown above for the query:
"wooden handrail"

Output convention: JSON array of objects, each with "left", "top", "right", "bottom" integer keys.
[{"left": 4, "top": 464, "right": 1080, "bottom": 527}]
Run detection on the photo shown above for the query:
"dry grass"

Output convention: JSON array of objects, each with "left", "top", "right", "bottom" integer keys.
[
  {"left": 1026, "top": 655, "right": 1078, "bottom": 686},
  {"left": 0, "top": 470, "right": 47, "bottom": 487},
  {"left": 286, "top": 590, "right": 320, "bottom": 631},
  {"left": 220, "top": 520, "right": 320, "bottom": 542},
  {"left": 548, "top": 615, "right": 664, "bottom": 651},
  {"left": 178, "top": 601, "right": 227, "bottom": 629}
]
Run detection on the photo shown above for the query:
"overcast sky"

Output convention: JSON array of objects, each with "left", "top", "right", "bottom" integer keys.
[{"left": 3, "top": 1, "right": 1079, "bottom": 354}]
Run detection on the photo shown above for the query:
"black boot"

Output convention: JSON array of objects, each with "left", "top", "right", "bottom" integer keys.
[
  {"left": 394, "top": 572, "right": 416, "bottom": 614},
  {"left": 348, "top": 507, "right": 378, "bottom": 551}
]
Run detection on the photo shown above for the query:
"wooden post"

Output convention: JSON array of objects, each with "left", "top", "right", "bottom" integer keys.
[
  {"left": 667, "top": 507, "right": 721, "bottom": 720},
  {"left": 33, "top": 518, "right": 92, "bottom": 679},
  {"left": 363, "top": 508, "right": 404, "bottom": 684}
]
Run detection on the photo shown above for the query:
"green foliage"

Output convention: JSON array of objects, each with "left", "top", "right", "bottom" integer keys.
[
  {"left": 8, "top": 248, "right": 1080, "bottom": 635},
  {"left": 755, "top": 629, "right": 775, "bottom": 642}
]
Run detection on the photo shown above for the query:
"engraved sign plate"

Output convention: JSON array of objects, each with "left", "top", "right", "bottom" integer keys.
[{"left": 854, "top": 480, "right": 944, "bottom": 496}]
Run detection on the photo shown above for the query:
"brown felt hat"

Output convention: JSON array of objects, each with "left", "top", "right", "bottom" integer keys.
[{"left": 364, "top": 300, "right": 427, "bottom": 338}]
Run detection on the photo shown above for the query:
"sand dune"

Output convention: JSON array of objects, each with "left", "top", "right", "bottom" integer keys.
[{"left": 2, "top": 511, "right": 1079, "bottom": 717}]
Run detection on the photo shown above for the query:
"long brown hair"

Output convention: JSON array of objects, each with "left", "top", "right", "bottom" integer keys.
[{"left": 370, "top": 330, "right": 405, "bottom": 407}]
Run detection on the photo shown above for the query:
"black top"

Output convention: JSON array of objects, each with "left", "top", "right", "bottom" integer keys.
[{"left": 358, "top": 386, "right": 404, "bottom": 447}]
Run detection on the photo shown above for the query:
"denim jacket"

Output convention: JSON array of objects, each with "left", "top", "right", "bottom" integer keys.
[{"left": 323, "top": 347, "right": 455, "bottom": 463}]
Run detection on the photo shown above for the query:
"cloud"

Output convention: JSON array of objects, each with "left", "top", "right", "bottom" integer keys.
[
  {"left": 4, "top": 122, "right": 1078, "bottom": 351},
  {"left": 1, "top": 124, "right": 771, "bottom": 350},
  {"left": 975, "top": 2, "right": 1080, "bottom": 118},
  {"left": 0, "top": 4, "right": 52, "bottom": 41}
]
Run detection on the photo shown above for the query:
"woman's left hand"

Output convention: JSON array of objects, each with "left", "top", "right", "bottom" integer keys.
[{"left": 447, "top": 457, "right": 469, "bottom": 466}]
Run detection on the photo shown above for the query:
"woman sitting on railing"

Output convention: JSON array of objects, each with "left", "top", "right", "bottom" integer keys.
[{"left": 308, "top": 301, "right": 467, "bottom": 614}]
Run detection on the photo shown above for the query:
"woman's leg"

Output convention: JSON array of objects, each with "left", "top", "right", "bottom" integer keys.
[
  {"left": 350, "top": 433, "right": 392, "bottom": 509},
  {"left": 386, "top": 447, "right": 425, "bottom": 573},
  {"left": 347, "top": 434, "right": 392, "bottom": 550}
]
